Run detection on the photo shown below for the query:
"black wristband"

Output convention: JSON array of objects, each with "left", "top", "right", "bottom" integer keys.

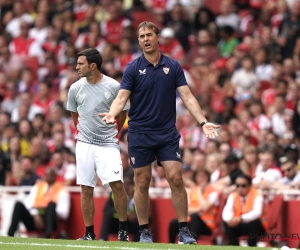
[{"left": 200, "top": 120, "right": 207, "bottom": 127}]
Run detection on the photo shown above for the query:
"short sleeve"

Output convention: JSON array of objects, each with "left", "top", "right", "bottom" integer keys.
[
  {"left": 123, "top": 100, "right": 130, "bottom": 111},
  {"left": 120, "top": 64, "right": 135, "bottom": 91},
  {"left": 175, "top": 61, "right": 187, "bottom": 88},
  {"left": 67, "top": 85, "right": 77, "bottom": 112}
]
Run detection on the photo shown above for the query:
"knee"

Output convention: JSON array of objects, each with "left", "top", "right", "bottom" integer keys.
[
  {"left": 250, "top": 219, "right": 261, "bottom": 227},
  {"left": 47, "top": 201, "right": 56, "bottom": 209},
  {"left": 189, "top": 213, "right": 199, "bottom": 221},
  {"left": 169, "top": 219, "right": 178, "bottom": 230},
  {"left": 168, "top": 172, "right": 183, "bottom": 188},
  {"left": 110, "top": 181, "right": 125, "bottom": 195},
  {"left": 14, "top": 201, "right": 24, "bottom": 210},
  {"left": 135, "top": 174, "right": 151, "bottom": 190}
]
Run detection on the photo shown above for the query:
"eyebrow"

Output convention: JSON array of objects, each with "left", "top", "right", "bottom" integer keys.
[{"left": 139, "top": 32, "right": 153, "bottom": 37}]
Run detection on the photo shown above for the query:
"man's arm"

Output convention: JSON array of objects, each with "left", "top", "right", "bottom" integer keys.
[
  {"left": 222, "top": 194, "right": 234, "bottom": 222},
  {"left": 56, "top": 189, "right": 71, "bottom": 220},
  {"left": 100, "top": 89, "right": 131, "bottom": 123},
  {"left": 70, "top": 112, "right": 79, "bottom": 127},
  {"left": 177, "top": 85, "right": 220, "bottom": 138},
  {"left": 177, "top": 85, "right": 207, "bottom": 122},
  {"left": 199, "top": 191, "right": 219, "bottom": 211}
]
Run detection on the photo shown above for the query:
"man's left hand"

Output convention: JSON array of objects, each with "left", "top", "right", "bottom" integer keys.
[{"left": 202, "top": 123, "right": 220, "bottom": 139}]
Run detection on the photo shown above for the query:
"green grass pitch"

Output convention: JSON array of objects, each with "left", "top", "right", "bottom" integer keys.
[{"left": 0, "top": 236, "right": 276, "bottom": 250}]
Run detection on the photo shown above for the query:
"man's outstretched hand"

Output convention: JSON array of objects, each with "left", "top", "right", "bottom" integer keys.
[
  {"left": 202, "top": 123, "right": 221, "bottom": 139},
  {"left": 98, "top": 113, "right": 116, "bottom": 124}
]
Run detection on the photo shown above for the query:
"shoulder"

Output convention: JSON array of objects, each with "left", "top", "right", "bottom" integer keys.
[
  {"left": 69, "top": 78, "right": 85, "bottom": 91},
  {"left": 229, "top": 191, "right": 237, "bottom": 199},
  {"left": 251, "top": 187, "right": 262, "bottom": 195},
  {"left": 162, "top": 54, "right": 180, "bottom": 67},
  {"left": 125, "top": 56, "right": 143, "bottom": 71},
  {"left": 34, "top": 179, "right": 45, "bottom": 187},
  {"left": 101, "top": 75, "right": 120, "bottom": 88},
  {"left": 102, "top": 75, "right": 119, "bottom": 85}
]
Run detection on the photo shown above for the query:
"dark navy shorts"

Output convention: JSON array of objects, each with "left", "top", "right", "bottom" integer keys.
[{"left": 127, "top": 129, "right": 182, "bottom": 168}]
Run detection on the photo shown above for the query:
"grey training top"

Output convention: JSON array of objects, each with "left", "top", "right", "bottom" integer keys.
[{"left": 67, "top": 75, "right": 128, "bottom": 148}]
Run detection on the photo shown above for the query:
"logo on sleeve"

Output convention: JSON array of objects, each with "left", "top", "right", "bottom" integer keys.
[
  {"left": 163, "top": 67, "right": 170, "bottom": 74},
  {"left": 139, "top": 69, "right": 146, "bottom": 75},
  {"left": 104, "top": 92, "right": 111, "bottom": 99}
]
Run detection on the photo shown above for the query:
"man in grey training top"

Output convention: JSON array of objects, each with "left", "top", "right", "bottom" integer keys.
[{"left": 67, "top": 48, "right": 129, "bottom": 241}]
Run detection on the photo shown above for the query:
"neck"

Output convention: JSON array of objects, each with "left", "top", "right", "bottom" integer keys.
[
  {"left": 144, "top": 51, "right": 161, "bottom": 66},
  {"left": 86, "top": 71, "right": 103, "bottom": 84}
]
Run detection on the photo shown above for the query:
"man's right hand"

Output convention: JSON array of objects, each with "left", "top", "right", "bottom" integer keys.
[
  {"left": 98, "top": 113, "right": 116, "bottom": 124},
  {"left": 34, "top": 215, "right": 45, "bottom": 230}
]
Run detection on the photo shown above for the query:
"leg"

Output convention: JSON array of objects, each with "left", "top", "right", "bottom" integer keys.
[
  {"left": 189, "top": 213, "right": 211, "bottom": 237},
  {"left": 133, "top": 165, "right": 152, "bottom": 225},
  {"left": 109, "top": 181, "right": 128, "bottom": 222},
  {"left": 100, "top": 215, "right": 119, "bottom": 240},
  {"left": 168, "top": 219, "right": 179, "bottom": 243},
  {"left": 223, "top": 221, "right": 240, "bottom": 246},
  {"left": 75, "top": 141, "right": 98, "bottom": 240},
  {"left": 44, "top": 202, "right": 57, "bottom": 238},
  {"left": 161, "top": 161, "right": 187, "bottom": 222},
  {"left": 245, "top": 219, "right": 265, "bottom": 246},
  {"left": 127, "top": 219, "right": 140, "bottom": 242},
  {"left": 7, "top": 201, "right": 36, "bottom": 236},
  {"left": 99, "top": 206, "right": 117, "bottom": 240},
  {"left": 81, "top": 185, "right": 95, "bottom": 227}
]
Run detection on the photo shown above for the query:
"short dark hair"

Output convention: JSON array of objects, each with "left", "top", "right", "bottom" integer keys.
[
  {"left": 280, "top": 157, "right": 296, "bottom": 166},
  {"left": 77, "top": 48, "right": 102, "bottom": 71},
  {"left": 235, "top": 173, "right": 252, "bottom": 185},
  {"left": 136, "top": 21, "right": 160, "bottom": 37}
]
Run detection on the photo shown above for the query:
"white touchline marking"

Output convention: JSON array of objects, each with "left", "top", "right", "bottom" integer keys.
[{"left": 0, "top": 242, "right": 181, "bottom": 250}]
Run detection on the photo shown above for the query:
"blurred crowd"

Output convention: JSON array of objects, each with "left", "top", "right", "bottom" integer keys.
[{"left": 0, "top": 0, "right": 300, "bottom": 199}]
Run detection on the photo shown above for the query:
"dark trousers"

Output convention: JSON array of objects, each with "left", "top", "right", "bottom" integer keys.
[
  {"left": 8, "top": 201, "right": 57, "bottom": 238},
  {"left": 168, "top": 213, "right": 211, "bottom": 243},
  {"left": 224, "top": 219, "right": 265, "bottom": 246},
  {"left": 99, "top": 209, "right": 140, "bottom": 242}
]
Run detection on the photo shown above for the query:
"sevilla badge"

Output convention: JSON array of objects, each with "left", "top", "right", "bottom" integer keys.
[{"left": 163, "top": 67, "right": 170, "bottom": 74}]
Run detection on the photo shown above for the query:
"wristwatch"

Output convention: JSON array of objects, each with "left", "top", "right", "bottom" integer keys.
[{"left": 200, "top": 120, "right": 208, "bottom": 127}]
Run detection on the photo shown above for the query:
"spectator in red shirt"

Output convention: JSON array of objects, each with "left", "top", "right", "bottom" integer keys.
[
  {"left": 9, "top": 21, "right": 44, "bottom": 64},
  {"left": 100, "top": 2, "right": 131, "bottom": 45},
  {"left": 159, "top": 27, "right": 184, "bottom": 63}
]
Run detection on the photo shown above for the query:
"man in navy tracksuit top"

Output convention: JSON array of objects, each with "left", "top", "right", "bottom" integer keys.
[{"left": 100, "top": 21, "right": 220, "bottom": 244}]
